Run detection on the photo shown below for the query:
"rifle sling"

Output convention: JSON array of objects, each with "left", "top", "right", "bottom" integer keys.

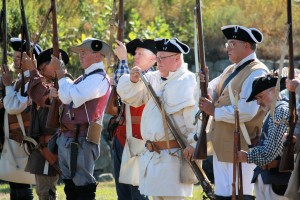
[{"left": 220, "top": 59, "right": 254, "bottom": 94}]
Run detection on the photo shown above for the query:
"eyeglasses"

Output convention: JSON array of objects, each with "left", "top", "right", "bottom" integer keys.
[
  {"left": 225, "top": 41, "right": 245, "bottom": 49},
  {"left": 156, "top": 53, "right": 179, "bottom": 61}
]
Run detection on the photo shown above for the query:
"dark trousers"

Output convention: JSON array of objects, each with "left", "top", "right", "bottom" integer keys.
[
  {"left": 215, "top": 195, "right": 255, "bottom": 200},
  {"left": 9, "top": 182, "right": 33, "bottom": 200},
  {"left": 112, "top": 137, "right": 148, "bottom": 200}
]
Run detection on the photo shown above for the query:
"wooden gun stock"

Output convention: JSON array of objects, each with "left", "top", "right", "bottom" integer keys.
[
  {"left": 46, "top": 0, "right": 60, "bottom": 129},
  {"left": 105, "top": 85, "right": 119, "bottom": 116},
  {"left": 232, "top": 91, "right": 243, "bottom": 200},
  {"left": 279, "top": 0, "right": 296, "bottom": 172},
  {"left": 192, "top": 0, "right": 208, "bottom": 160},
  {"left": 193, "top": 113, "right": 208, "bottom": 159}
]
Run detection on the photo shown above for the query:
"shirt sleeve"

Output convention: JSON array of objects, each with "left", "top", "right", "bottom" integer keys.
[
  {"left": 114, "top": 60, "right": 130, "bottom": 84},
  {"left": 214, "top": 68, "right": 268, "bottom": 123},
  {"left": 3, "top": 84, "right": 29, "bottom": 115},
  {"left": 58, "top": 74, "right": 110, "bottom": 108},
  {"left": 247, "top": 105, "right": 289, "bottom": 166}
]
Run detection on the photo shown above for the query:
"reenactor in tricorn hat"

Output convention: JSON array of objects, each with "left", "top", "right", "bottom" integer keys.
[
  {"left": 1, "top": 37, "right": 42, "bottom": 200},
  {"left": 110, "top": 38, "right": 156, "bottom": 200},
  {"left": 117, "top": 37, "right": 198, "bottom": 199},
  {"left": 50, "top": 38, "right": 111, "bottom": 200},
  {"left": 238, "top": 74, "right": 291, "bottom": 199},
  {"left": 199, "top": 25, "right": 270, "bottom": 199}
]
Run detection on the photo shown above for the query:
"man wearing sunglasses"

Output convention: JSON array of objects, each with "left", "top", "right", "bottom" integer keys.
[{"left": 199, "top": 25, "right": 269, "bottom": 199}]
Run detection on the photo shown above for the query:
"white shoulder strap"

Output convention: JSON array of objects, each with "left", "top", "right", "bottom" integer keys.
[{"left": 228, "top": 81, "right": 251, "bottom": 146}]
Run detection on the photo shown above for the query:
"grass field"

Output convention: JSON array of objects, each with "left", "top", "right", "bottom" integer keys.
[{"left": 0, "top": 181, "right": 207, "bottom": 200}]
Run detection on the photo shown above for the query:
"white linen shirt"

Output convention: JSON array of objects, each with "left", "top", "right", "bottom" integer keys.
[
  {"left": 117, "top": 64, "right": 198, "bottom": 197},
  {"left": 3, "top": 70, "right": 30, "bottom": 114},
  {"left": 58, "top": 62, "right": 109, "bottom": 108}
]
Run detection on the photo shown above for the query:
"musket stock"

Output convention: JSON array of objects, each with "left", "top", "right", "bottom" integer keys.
[
  {"left": 192, "top": 0, "right": 209, "bottom": 160},
  {"left": 279, "top": 0, "right": 296, "bottom": 172}
]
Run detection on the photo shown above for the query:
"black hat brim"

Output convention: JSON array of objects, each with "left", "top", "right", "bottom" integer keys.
[
  {"left": 246, "top": 76, "right": 286, "bottom": 102},
  {"left": 126, "top": 39, "right": 157, "bottom": 56},
  {"left": 37, "top": 48, "right": 69, "bottom": 70}
]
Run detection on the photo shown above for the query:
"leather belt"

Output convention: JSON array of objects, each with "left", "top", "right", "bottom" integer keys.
[
  {"left": 60, "top": 123, "right": 89, "bottom": 138},
  {"left": 145, "top": 140, "right": 180, "bottom": 153},
  {"left": 261, "top": 159, "right": 280, "bottom": 170},
  {"left": 60, "top": 123, "right": 89, "bottom": 132},
  {"left": 9, "top": 121, "right": 30, "bottom": 130}
]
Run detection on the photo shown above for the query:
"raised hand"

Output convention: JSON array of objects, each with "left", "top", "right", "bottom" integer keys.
[
  {"left": 21, "top": 52, "right": 36, "bottom": 71},
  {"left": 114, "top": 40, "right": 128, "bottom": 60},
  {"left": 130, "top": 66, "right": 142, "bottom": 83}
]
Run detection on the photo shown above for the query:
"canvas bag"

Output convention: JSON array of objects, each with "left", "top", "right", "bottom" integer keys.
[
  {"left": 0, "top": 112, "right": 36, "bottom": 184},
  {"left": 119, "top": 105, "right": 145, "bottom": 186}
]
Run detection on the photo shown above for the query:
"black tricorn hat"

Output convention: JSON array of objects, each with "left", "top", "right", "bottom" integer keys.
[
  {"left": 154, "top": 38, "right": 190, "bottom": 54},
  {"left": 221, "top": 25, "right": 263, "bottom": 44},
  {"left": 37, "top": 48, "right": 69, "bottom": 70},
  {"left": 246, "top": 75, "right": 286, "bottom": 102},
  {"left": 126, "top": 38, "right": 157, "bottom": 56},
  {"left": 10, "top": 37, "right": 42, "bottom": 57}
]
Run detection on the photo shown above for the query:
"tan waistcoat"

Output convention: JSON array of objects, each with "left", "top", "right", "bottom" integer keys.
[{"left": 210, "top": 60, "right": 269, "bottom": 162}]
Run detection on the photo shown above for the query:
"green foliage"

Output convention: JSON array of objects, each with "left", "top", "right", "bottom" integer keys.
[{"left": 1, "top": 0, "right": 300, "bottom": 75}]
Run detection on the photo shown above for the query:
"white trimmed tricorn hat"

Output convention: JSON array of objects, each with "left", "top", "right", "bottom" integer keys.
[
  {"left": 154, "top": 38, "right": 190, "bottom": 54},
  {"left": 10, "top": 37, "right": 43, "bottom": 57},
  {"left": 69, "top": 38, "right": 112, "bottom": 56},
  {"left": 221, "top": 25, "right": 263, "bottom": 44}
]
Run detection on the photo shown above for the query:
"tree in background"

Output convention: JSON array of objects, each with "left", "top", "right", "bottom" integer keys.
[{"left": 1, "top": 0, "right": 300, "bottom": 76}]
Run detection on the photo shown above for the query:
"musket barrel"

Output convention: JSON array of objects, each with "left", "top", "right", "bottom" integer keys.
[
  {"left": 193, "top": 0, "right": 209, "bottom": 160},
  {"left": 279, "top": 0, "right": 296, "bottom": 172}
]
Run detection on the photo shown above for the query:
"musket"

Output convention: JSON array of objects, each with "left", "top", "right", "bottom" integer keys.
[
  {"left": 139, "top": 72, "right": 215, "bottom": 200},
  {"left": 192, "top": 0, "right": 209, "bottom": 160},
  {"left": 19, "top": 0, "right": 31, "bottom": 97},
  {"left": 1, "top": 0, "right": 8, "bottom": 75},
  {"left": 105, "top": 0, "right": 124, "bottom": 116},
  {"left": 232, "top": 91, "right": 243, "bottom": 200},
  {"left": 0, "top": 0, "right": 8, "bottom": 153},
  {"left": 46, "top": 0, "right": 60, "bottom": 129},
  {"left": 279, "top": 0, "right": 297, "bottom": 172}
]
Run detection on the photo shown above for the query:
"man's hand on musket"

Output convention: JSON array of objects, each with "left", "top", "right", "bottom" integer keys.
[
  {"left": 198, "top": 66, "right": 209, "bottom": 82},
  {"left": 21, "top": 52, "right": 36, "bottom": 71},
  {"left": 1, "top": 66, "right": 12, "bottom": 87},
  {"left": 114, "top": 40, "right": 128, "bottom": 61},
  {"left": 183, "top": 145, "right": 195, "bottom": 161},
  {"left": 237, "top": 150, "right": 248, "bottom": 163},
  {"left": 286, "top": 78, "right": 300, "bottom": 92},
  {"left": 199, "top": 95, "right": 214, "bottom": 116},
  {"left": 130, "top": 66, "right": 142, "bottom": 83},
  {"left": 51, "top": 54, "right": 65, "bottom": 80}
]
